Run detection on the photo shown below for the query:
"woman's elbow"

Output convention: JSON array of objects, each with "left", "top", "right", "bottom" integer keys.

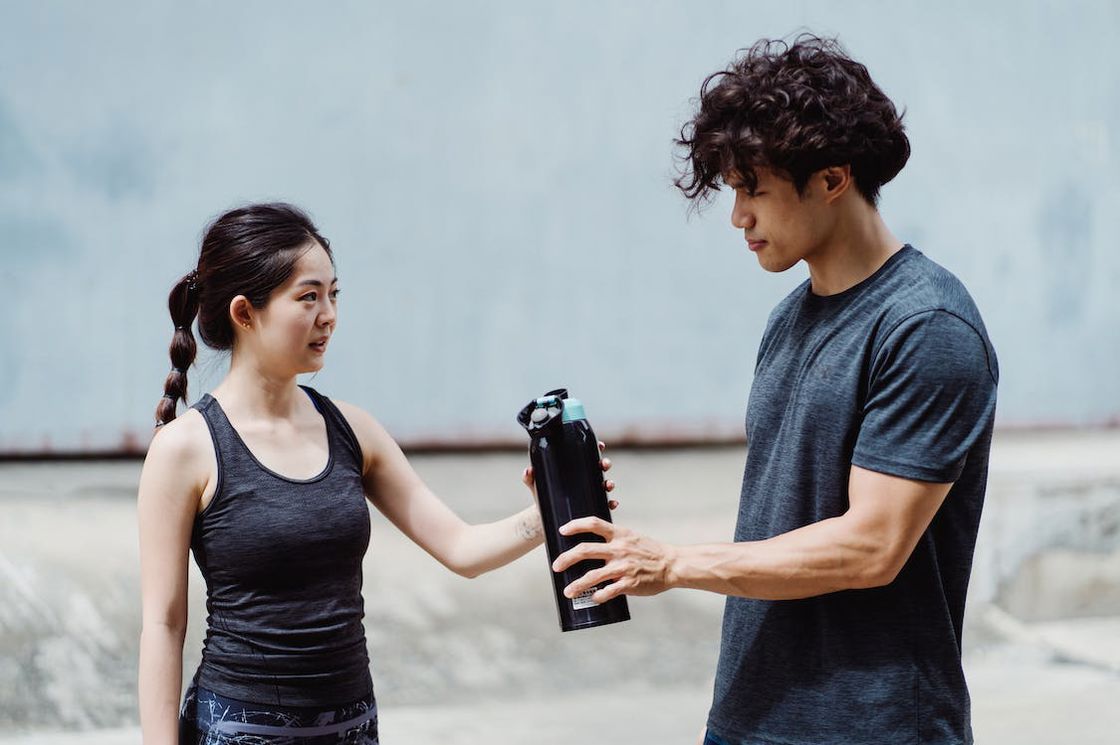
[
  {"left": 141, "top": 618, "right": 188, "bottom": 641},
  {"left": 140, "top": 605, "right": 188, "bottom": 638},
  {"left": 440, "top": 554, "right": 485, "bottom": 579}
]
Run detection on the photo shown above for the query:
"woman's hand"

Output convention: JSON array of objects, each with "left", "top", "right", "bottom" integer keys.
[{"left": 522, "top": 440, "right": 618, "bottom": 509}]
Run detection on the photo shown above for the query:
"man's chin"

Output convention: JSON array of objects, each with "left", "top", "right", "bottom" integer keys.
[{"left": 756, "top": 254, "right": 799, "bottom": 273}]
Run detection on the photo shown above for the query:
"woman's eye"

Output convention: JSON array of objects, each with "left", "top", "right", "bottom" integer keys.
[
  {"left": 301, "top": 293, "right": 317, "bottom": 302},
  {"left": 330, "top": 288, "right": 341, "bottom": 300}
]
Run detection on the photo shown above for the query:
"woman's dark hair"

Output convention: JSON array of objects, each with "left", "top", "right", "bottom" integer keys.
[
  {"left": 156, "top": 202, "right": 332, "bottom": 426},
  {"left": 675, "top": 34, "right": 910, "bottom": 207}
]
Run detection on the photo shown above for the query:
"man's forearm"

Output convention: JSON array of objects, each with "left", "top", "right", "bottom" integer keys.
[{"left": 669, "top": 514, "right": 894, "bottom": 600}]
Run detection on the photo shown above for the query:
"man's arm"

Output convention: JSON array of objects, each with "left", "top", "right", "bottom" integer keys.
[{"left": 552, "top": 465, "right": 951, "bottom": 603}]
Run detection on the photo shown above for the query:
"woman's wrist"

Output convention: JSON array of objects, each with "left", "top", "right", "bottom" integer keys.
[{"left": 514, "top": 506, "right": 543, "bottom": 543}]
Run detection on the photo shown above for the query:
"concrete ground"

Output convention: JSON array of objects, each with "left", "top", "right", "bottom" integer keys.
[
  {"left": 2, "top": 430, "right": 1120, "bottom": 743},
  {"left": 6, "top": 653, "right": 1120, "bottom": 745}
]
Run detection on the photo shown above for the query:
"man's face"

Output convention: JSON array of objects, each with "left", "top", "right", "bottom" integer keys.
[{"left": 726, "top": 166, "right": 834, "bottom": 272}]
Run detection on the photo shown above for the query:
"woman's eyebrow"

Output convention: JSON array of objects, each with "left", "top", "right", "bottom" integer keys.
[{"left": 296, "top": 277, "right": 339, "bottom": 287}]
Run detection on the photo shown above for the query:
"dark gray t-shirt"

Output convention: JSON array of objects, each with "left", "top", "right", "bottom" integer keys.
[{"left": 708, "top": 246, "right": 998, "bottom": 744}]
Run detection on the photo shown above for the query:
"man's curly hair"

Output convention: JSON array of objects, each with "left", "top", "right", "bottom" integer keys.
[{"left": 675, "top": 34, "right": 910, "bottom": 207}]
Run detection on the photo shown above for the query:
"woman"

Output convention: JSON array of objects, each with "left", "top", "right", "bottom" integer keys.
[{"left": 137, "top": 203, "right": 614, "bottom": 744}]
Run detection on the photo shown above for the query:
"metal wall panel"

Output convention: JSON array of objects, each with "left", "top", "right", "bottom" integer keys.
[{"left": 1, "top": 1, "right": 1117, "bottom": 453}]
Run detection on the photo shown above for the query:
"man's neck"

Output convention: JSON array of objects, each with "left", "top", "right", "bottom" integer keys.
[{"left": 805, "top": 204, "right": 903, "bottom": 296}]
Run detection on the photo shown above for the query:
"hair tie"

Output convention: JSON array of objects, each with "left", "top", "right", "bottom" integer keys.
[
  {"left": 161, "top": 393, "right": 178, "bottom": 401},
  {"left": 186, "top": 269, "right": 200, "bottom": 292},
  {"left": 171, "top": 367, "right": 187, "bottom": 375}
]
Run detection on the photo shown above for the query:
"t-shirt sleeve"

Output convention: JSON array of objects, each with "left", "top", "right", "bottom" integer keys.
[{"left": 852, "top": 309, "right": 998, "bottom": 483}]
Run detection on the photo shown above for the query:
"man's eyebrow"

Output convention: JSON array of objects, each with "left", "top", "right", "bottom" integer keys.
[{"left": 296, "top": 277, "right": 339, "bottom": 287}]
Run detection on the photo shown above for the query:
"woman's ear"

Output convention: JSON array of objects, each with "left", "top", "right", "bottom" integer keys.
[{"left": 229, "top": 295, "right": 255, "bottom": 331}]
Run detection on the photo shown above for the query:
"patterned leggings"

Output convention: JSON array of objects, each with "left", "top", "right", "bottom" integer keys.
[{"left": 179, "top": 680, "right": 379, "bottom": 744}]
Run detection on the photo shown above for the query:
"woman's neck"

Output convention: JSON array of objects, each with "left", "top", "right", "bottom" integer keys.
[{"left": 213, "top": 358, "right": 302, "bottom": 419}]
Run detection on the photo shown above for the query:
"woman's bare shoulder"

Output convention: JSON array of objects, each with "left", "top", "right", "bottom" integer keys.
[{"left": 144, "top": 408, "right": 213, "bottom": 480}]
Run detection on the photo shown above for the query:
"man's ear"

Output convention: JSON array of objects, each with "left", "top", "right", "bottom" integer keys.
[{"left": 820, "top": 165, "right": 853, "bottom": 203}]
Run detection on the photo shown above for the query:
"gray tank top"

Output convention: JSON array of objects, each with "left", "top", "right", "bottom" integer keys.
[{"left": 190, "top": 385, "right": 373, "bottom": 706}]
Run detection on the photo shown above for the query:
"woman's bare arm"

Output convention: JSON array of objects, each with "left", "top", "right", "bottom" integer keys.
[
  {"left": 334, "top": 401, "right": 612, "bottom": 578},
  {"left": 137, "top": 412, "right": 210, "bottom": 744}
]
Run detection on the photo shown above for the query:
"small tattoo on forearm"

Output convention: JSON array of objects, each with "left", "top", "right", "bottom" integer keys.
[{"left": 516, "top": 513, "right": 543, "bottom": 541}]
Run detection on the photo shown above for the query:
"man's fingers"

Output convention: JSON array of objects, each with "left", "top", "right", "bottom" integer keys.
[
  {"left": 608, "top": 499, "right": 620, "bottom": 510},
  {"left": 559, "top": 516, "right": 613, "bottom": 539},
  {"left": 591, "top": 579, "right": 629, "bottom": 604},
  {"left": 600, "top": 457, "right": 612, "bottom": 472},
  {"left": 552, "top": 541, "right": 613, "bottom": 572},
  {"left": 564, "top": 572, "right": 631, "bottom": 604},
  {"left": 562, "top": 564, "right": 618, "bottom": 597}
]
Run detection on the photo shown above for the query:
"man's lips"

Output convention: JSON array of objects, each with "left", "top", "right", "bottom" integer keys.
[{"left": 747, "top": 239, "right": 768, "bottom": 252}]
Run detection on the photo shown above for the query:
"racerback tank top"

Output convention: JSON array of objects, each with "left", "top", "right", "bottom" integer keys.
[{"left": 189, "top": 385, "right": 373, "bottom": 706}]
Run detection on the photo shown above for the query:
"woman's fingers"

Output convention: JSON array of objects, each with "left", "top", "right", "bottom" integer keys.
[{"left": 522, "top": 465, "right": 536, "bottom": 488}]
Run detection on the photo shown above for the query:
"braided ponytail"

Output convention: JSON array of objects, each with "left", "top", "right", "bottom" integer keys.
[{"left": 155, "top": 270, "right": 201, "bottom": 426}]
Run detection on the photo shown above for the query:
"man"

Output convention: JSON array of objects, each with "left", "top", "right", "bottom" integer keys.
[{"left": 553, "top": 35, "right": 998, "bottom": 744}]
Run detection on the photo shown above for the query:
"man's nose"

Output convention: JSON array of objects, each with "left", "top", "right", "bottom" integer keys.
[{"left": 731, "top": 196, "right": 755, "bottom": 230}]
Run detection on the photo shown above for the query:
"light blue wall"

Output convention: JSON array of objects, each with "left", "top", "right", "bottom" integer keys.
[{"left": 1, "top": 1, "right": 1117, "bottom": 452}]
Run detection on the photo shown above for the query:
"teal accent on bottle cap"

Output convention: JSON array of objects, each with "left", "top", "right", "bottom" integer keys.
[{"left": 562, "top": 398, "right": 587, "bottom": 422}]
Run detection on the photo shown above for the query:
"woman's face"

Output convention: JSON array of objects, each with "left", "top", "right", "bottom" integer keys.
[{"left": 246, "top": 242, "right": 339, "bottom": 377}]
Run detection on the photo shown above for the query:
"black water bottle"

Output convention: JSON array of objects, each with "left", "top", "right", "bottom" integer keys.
[{"left": 517, "top": 388, "right": 630, "bottom": 632}]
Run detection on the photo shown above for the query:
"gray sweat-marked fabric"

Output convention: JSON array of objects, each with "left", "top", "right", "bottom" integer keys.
[
  {"left": 707, "top": 246, "right": 999, "bottom": 745},
  {"left": 189, "top": 385, "right": 374, "bottom": 707}
]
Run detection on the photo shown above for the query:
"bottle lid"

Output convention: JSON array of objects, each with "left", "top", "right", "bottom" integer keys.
[{"left": 561, "top": 398, "right": 587, "bottom": 423}]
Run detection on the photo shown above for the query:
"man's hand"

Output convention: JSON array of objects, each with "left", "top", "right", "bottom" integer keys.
[{"left": 551, "top": 517, "right": 677, "bottom": 603}]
